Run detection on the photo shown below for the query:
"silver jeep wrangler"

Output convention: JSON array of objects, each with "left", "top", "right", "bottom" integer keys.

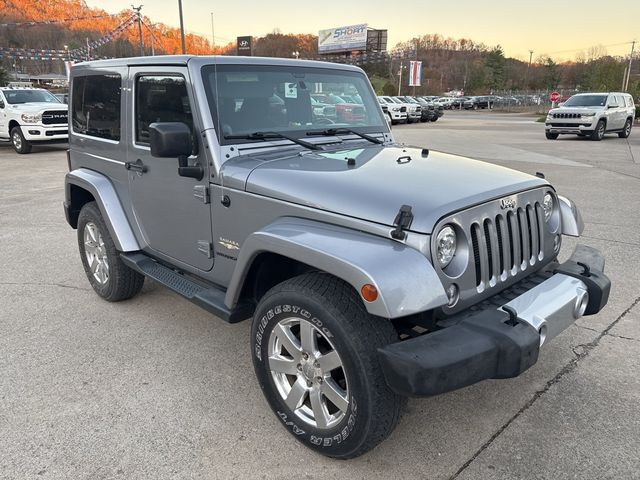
[{"left": 64, "top": 56, "right": 610, "bottom": 459}]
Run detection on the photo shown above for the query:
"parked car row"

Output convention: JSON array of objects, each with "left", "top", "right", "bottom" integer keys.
[
  {"left": 377, "top": 96, "right": 444, "bottom": 125},
  {"left": 427, "top": 94, "right": 546, "bottom": 110}
]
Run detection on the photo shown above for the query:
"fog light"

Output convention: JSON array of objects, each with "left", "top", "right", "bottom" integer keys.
[
  {"left": 361, "top": 284, "right": 378, "bottom": 302},
  {"left": 29, "top": 130, "right": 40, "bottom": 135},
  {"left": 446, "top": 283, "right": 459, "bottom": 307}
]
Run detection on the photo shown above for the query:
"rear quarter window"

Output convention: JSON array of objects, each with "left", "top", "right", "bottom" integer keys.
[{"left": 71, "top": 74, "right": 122, "bottom": 141}]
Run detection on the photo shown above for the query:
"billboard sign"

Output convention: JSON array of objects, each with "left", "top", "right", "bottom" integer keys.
[
  {"left": 237, "top": 36, "right": 252, "bottom": 56},
  {"left": 318, "top": 24, "right": 368, "bottom": 53},
  {"left": 409, "top": 61, "right": 422, "bottom": 87}
]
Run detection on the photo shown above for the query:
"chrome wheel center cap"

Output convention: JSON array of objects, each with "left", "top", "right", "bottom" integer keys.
[{"left": 300, "top": 356, "right": 322, "bottom": 382}]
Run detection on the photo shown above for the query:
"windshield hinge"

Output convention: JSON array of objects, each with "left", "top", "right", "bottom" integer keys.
[
  {"left": 390, "top": 205, "right": 413, "bottom": 240},
  {"left": 193, "top": 185, "right": 210, "bottom": 204},
  {"left": 197, "top": 240, "right": 213, "bottom": 258}
]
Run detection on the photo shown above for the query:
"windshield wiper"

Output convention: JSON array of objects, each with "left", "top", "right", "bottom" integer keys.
[
  {"left": 305, "top": 127, "right": 383, "bottom": 145},
  {"left": 224, "top": 131, "right": 321, "bottom": 150}
]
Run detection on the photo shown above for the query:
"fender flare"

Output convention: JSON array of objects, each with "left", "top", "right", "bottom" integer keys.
[
  {"left": 226, "top": 217, "right": 447, "bottom": 319},
  {"left": 65, "top": 168, "right": 140, "bottom": 252}
]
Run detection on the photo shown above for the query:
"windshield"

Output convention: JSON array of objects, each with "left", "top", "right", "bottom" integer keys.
[
  {"left": 1, "top": 89, "right": 60, "bottom": 104},
  {"left": 563, "top": 95, "right": 607, "bottom": 107},
  {"left": 201, "top": 64, "right": 386, "bottom": 144}
]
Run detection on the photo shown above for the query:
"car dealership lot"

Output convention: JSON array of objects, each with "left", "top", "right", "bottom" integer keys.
[{"left": 1, "top": 113, "right": 639, "bottom": 479}]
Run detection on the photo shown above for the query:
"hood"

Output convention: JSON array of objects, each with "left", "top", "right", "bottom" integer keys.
[
  {"left": 549, "top": 106, "right": 601, "bottom": 114},
  {"left": 234, "top": 145, "right": 547, "bottom": 234},
  {"left": 8, "top": 102, "right": 67, "bottom": 112}
]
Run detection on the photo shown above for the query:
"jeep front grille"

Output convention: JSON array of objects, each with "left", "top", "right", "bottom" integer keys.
[
  {"left": 431, "top": 187, "right": 558, "bottom": 314},
  {"left": 470, "top": 204, "right": 544, "bottom": 288},
  {"left": 552, "top": 113, "right": 580, "bottom": 119}
]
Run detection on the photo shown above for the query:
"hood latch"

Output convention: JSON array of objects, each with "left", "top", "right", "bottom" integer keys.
[{"left": 391, "top": 205, "right": 413, "bottom": 240}]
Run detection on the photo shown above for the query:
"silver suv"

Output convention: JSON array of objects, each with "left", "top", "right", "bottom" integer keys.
[
  {"left": 64, "top": 56, "right": 610, "bottom": 459},
  {"left": 545, "top": 92, "right": 635, "bottom": 140}
]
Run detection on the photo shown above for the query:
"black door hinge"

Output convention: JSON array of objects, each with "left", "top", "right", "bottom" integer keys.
[{"left": 391, "top": 205, "right": 413, "bottom": 240}]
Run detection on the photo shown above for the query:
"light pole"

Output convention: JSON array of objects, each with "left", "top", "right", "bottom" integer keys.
[
  {"left": 177, "top": 0, "right": 186, "bottom": 54},
  {"left": 211, "top": 12, "right": 216, "bottom": 55},
  {"left": 132, "top": 5, "right": 144, "bottom": 56},
  {"left": 624, "top": 40, "right": 636, "bottom": 92},
  {"left": 524, "top": 50, "right": 533, "bottom": 91}
]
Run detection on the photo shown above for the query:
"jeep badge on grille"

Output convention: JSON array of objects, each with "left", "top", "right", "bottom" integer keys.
[{"left": 500, "top": 197, "right": 516, "bottom": 209}]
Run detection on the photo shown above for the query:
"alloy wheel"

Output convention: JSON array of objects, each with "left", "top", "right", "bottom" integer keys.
[
  {"left": 83, "top": 222, "right": 109, "bottom": 285},
  {"left": 268, "top": 317, "right": 349, "bottom": 429}
]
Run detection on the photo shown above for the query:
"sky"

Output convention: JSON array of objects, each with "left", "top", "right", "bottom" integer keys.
[{"left": 86, "top": 0, "right": 639, "bottom": 62}]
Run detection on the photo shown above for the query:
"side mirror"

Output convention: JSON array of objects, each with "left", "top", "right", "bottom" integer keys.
[
  {"left": 0, "top": 100, "right": 4, "bottom": 109},
  {"left": 149, "top": 122, "right": 203, "bottom": 180}
]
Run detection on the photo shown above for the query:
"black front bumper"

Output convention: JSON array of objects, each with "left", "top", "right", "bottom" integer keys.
[{"left": 378, "top": 245, "right": 611, "bottom": 397}]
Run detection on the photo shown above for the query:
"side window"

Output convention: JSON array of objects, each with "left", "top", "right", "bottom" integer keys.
[
  {"left": 608, "top": 95, "right": 618, "bottom": 108},
  {"left": 625, "top": 96, "right": 633, "bottom": 107},
  {"left": 135, "top": 75, "right": 193, "bottom": 145},
  {"left": 71, "top": 74, "right": 121, "bottom": 141}
]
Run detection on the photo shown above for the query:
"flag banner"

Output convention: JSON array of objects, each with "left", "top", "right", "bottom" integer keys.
[{"left": 409, "top": 61, "right": 422, "bottom": 87}]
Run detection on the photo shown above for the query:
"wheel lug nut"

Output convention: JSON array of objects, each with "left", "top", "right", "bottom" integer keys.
[
  {"left": 314, "top": 361, "right": 320, "bottom": 368},
  {"left": 302, "top": 353, "right": 309, "bottom": 360},
  {"left": 306, "top": 380, "right": 312, "bottom": 388},
  {"left": 315, "top": 376, "right": 323, "bottom": 384},
  {"left": 296, "top": 364, "right": 302, "bottom": 371}
]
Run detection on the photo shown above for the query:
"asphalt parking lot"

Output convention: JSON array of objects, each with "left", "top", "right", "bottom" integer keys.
[{"left": 1, "top": 111, "right": 639, "bottom": 479}]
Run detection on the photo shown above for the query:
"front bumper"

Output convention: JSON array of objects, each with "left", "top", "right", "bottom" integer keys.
[
  {"left": 545, "top": 121, "right": 595, "bottom": 134},
  {"left": 21, "top": 124, "right": 68, "bottom": 141},
  {"left": 378, "top": 245, "right": 610, "bottom": 397}
]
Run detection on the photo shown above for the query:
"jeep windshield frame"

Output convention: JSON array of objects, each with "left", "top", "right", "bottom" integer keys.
[
  {"left": 563, "top": 94, "right": 608, "bottom": 107},
  {"left": 201, "top": 64, "right": 387, "bottom": 146}
]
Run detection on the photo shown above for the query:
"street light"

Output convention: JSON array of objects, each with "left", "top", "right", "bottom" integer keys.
[{"left": 177, "top": 0, "right": 186, "bottom": 54}]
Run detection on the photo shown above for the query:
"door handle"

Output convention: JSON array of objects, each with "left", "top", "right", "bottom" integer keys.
[{"left": 125, "top": 159, "right": 147, "bottom": 173}]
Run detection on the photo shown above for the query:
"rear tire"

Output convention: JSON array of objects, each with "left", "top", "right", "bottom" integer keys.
[
  {"left": 545, "top": 132, "right": 559, "bottom": 140},
  {"left": 77, "top": 202, "right": 144, "bottom": 301},
  {"left": 251, "top": 272, "right": 405, "bottom": 459},
  {"left": 591, "top": 120, "right": 606, "bottom": 141},
  {"left": 11, "top": 126, "right": 32, "bottom": 154},
  {"left": 618, "top": 118, "right": 632, "bottom": 138}
]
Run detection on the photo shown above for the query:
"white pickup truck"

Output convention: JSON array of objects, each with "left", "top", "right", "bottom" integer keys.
[{"left": 0, "top": 87, "right": 68, "bottom": 154}]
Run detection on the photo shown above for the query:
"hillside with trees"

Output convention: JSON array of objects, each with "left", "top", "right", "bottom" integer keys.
[{"left": 0, "top": 0, "right": 637, "bottom": 99}]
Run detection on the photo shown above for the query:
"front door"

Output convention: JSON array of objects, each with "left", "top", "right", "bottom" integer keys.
[{"left": 127, "top": 66, "right": 214, "bottom": 271}]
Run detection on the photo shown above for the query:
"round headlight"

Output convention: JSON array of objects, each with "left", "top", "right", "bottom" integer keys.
[
  {"left": 542, "top": 193, "right": 554, "bottom": 222},
  {"left": 436, "top": 225, "right": 457, "bottom": 268}
]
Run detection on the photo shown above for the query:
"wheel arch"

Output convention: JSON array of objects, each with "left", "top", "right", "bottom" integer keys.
[
  {"left": 65, "top": 168, "right": 140, "bottom": 252},
  {"left": 226, "top": 217, "right": 448, "bottom": 319}
]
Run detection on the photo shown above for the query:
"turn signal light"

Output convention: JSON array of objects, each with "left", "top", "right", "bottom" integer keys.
[{"left": 361, "top": 284, "right": 378, "bottom": 302}]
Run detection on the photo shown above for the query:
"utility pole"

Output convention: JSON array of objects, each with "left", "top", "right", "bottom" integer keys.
[
  {"left": 397, "top": 59, "right": 403, "bottom": 96},
  {"left": 524, "top": 50, "right": 533, "bottom": 91},
  {"left": 132, "top": 5, "right": 144, "bottom": 56},
  {"left": 146, "top": 22, "right": 156, "bottom": 56},
  {"left": 86, "top": 37, "right": 90, "bottom": 61},
  {"left": 210, "top": 12, "right": 215, "bottom": 54},
  {"left": 178, "top": 0, "right": 186, "bottom": 54},
  {"left": 624, "top": 40, "right": 635, "bottom": 92}
]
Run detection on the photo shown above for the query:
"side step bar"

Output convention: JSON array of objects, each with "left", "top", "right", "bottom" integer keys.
[{"left": 121, "top": 252, "right": 254, "bottom": 323}]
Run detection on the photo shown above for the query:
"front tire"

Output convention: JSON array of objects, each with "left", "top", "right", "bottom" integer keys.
[
  {"left": 619, "top": 118, "right": 632, "bottom": 138},
  {"left": 11, "top": 126, "right": 32, "bottom": 154},
  {"left": 251, "top": 273, "right": 405, "bottom": 459},
  {"left": 545, "top": 132, "right": 559, "bottom": 140},
  {"left": 591, "top": 120, "right": 606, "bottom": 141},
  {"left": 77, "top": 202, "right": 144, "bottom": 301}
]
